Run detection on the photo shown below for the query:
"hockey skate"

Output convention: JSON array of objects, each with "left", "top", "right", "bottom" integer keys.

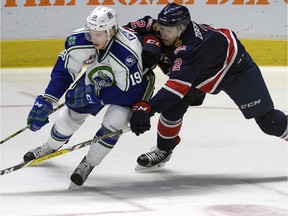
[
  {"left": 23, "top": 143, "right": 56, "bottom": 163},
  {"left": 135, "top": 147, "right": 173, "bottom": 171},
  {"left": 70, "top": 156, "right": 95, "bottom": 187}
]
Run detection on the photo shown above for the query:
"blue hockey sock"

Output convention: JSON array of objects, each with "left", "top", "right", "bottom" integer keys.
[{"left": 95, "top": 126, "right": 120, "bottom": 149}]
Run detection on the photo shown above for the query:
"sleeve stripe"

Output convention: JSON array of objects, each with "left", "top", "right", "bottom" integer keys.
[
  {"left": 43, "top": 94, "right": 59, "bottom": 103},
  {"left": 196, "top": 29, "right": 238, "bottom": 93},
  {"left": 164, "top": 79, "right": 191, "bottom": 98}
]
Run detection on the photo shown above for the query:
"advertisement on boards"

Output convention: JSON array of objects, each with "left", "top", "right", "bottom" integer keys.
[{"left": 2, "top": 0, "right": 287, "bottom": 40}]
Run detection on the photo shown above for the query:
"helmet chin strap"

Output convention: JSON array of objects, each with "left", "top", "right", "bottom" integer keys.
[
  {"left": 102, "top": 29, "right": 118, "bottom": 49},
  {"left": 177, "top": 25, "right": 186, "bottom": 37}
]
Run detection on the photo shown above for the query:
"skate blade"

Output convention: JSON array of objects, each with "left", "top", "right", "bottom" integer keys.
[
  {"left": 68, "top": 181, "right": 82, "bottom": 190},
  {"left": 135, "top": 163, "right": 166, "bottom": 171}
]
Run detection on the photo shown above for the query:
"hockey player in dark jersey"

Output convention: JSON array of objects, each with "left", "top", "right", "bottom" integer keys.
[{"left": 127, "top": 3, "right": 288, "bottom": 170}]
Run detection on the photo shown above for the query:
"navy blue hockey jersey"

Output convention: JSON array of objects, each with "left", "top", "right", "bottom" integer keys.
[{"left": 125, "top": 16, "right": 248, "bottom": 113}]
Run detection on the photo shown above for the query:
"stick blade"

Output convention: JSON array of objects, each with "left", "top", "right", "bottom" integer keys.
[{"left": 68, "top": 181, "right": 82, "bottom": 190}]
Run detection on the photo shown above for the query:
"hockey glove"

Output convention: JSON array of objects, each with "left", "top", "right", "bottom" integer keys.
[
  {"left": 142, "top": 35, "right": 161, "bottom": 70},
  {"left": 188, "top": 88, "right": 206, "bottom": 106},
  {"left": 130, "top": 101, "right": 154, "bottom": 136},
  {"left": 27, "top": 95, "right": 53, "bottom": 132},
  {"left": 65, "top": 84, "right": 101, "bottom": 109}
]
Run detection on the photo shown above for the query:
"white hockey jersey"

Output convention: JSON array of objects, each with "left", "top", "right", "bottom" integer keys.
[{"left": 44, "top": 27, "right": 144, "bottom": 106}]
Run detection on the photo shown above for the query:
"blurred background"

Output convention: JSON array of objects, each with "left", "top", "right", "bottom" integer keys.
[{"left": 1, "top": 0, "right": 287, "bottom": 67}]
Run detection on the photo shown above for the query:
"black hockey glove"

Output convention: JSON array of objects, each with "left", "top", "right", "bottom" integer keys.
[
  {"left": 188, "top": 88, "right": 206, "bottom": 106},
  {"left": 130, "top": 101, "right": 155, "bottom": 136},
  {"left": 142, "top": 35, "right": 161, "bottom": 70}
]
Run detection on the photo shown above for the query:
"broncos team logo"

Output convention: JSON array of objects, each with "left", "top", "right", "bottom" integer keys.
[{"left": 87, "top": 65, "right": 115, "bottom": 89}]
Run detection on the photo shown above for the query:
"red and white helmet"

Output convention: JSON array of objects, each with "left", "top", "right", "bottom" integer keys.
[{"left": 85, "top": 6, "right": 119, "bottom": 42}]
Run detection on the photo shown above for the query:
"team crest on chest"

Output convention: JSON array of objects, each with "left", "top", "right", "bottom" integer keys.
[{"left": 87, "top": 65, "right": 115, "bottom": 89}]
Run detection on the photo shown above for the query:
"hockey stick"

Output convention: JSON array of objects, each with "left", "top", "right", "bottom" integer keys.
[
  {"left": 0, "top": 103, "right": 65, "bottom": 145},
  {"left": 0, "top": 70, "right": 86, "bottom": 145},
  {"left": 0, "top": 127, "right": 131, "bottom": 176}
]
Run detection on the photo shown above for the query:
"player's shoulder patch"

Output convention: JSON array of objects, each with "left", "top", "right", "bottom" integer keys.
[
  {"left": 175, "top": 38, "right": 182, "bottom": 47},
  {"left": 119, "top": 28, "right": 136, "bottom": 41},
  {"left": 67, "top": 35, "right": 77, "bottom": 46},
  {"left": 125, "top": 55, "right": 137, "bottom": 67},
  {"left": 66, "top": 28, "right": 89, "bottom": 48}
]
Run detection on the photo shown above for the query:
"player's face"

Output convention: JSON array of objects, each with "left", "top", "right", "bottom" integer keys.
[
  {"left": 159, "top": 25, "right": 179, "bottom": 46},
  {"left": 89, "top": 30, "right": 109, "bottom": 49}
]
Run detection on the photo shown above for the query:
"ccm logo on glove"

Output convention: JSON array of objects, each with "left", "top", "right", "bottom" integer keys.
[
  {"left": 130, "top": 101, "right": 155, "bottom": 136},
  {"left": 143, "top": 36, "right": 161, "bottom": 47},
  {"left": 132, "top": 104, "right": 151, "bottom": 112}
]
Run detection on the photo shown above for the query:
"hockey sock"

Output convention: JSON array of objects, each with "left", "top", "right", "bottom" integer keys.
[
  {"left": 280, "top": 129, "right": 288, "bottom": 141},
  {"left": 255, "top": 109, "right": 287, "bottom": 138},
  {"left": 46, "top": 125, "right": 72, "bottom": 150},
  {"left": 47, "top": 108, "right": 88, "bottom": 149},
  {"left": 86, "top": 126, "right": 119, "bottom": 166},
  {"left": 157, "top": 115, "right": 182, "bottom": 151}
]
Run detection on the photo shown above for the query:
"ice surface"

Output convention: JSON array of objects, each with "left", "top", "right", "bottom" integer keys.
[{"left": 0, "top": 67, "right": 287, "bottom": 216}]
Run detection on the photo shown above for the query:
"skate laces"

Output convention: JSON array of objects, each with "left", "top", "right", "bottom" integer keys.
[
  {"left": 30, "top": 144, "right": 55, "bottom": 158},
  {"left": 145, "top": 147, "right": 168, "bottom": 163},
  {"left": 75, "top": 158, "right": 94, "bottom": 178}
]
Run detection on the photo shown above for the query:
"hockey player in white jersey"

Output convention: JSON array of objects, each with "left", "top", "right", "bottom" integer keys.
[{"left": 23, "top": 6, "right": 158, "bottom": 186}]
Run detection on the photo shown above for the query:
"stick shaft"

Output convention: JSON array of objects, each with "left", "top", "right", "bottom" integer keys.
[
  {"left": 0, "top": 69, "right": 85, "bottom": 145},
  {"left": 0, "top": 127, "right": 130, "bottom": 176},
  {"left": 0, "top": 103, "right": 65, "bottom": 145}
]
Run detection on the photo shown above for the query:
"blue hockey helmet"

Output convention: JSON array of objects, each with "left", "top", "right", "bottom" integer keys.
[{"left": 157, "top": 3, "right": 191, "bottom": 27}]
